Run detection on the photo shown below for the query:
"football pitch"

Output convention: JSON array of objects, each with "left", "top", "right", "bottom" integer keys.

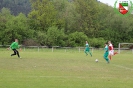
[{"left": 0, "top": 48, "right": 133, "bottom": 88}]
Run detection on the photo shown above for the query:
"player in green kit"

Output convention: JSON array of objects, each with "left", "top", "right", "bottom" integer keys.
[
  {"left": 85, "top": 41, "right": 92, "bottom": 57},
  {"left": 7, "top": 39, "right": 21, "bottom": 58},
  {"left": 103, "top": 42, "right": 109, "bottom": 63}
]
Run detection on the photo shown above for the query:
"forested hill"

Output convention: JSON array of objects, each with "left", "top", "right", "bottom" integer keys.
[
  {"left": 0, "top": 0, "right": 31, "bottom": 15},
  {"left": 0, "top": 0, "right": 97, "bottom": 15},
  {"left": 0, "top": 0, "right": 133, "bottom": 48}
]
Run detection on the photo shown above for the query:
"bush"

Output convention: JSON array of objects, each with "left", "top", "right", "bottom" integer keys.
[
  {"left": 67, "top": 32, "right": 88, "bottom": 47},
  {"left": 46, "top": 26, "right": 65, "bottom": 47},
  {"left": 88, "top": 38, "right": 106, "bottom": 48},
  {"left": 22, "top": 39, "right": 39, "bottom": 46}
]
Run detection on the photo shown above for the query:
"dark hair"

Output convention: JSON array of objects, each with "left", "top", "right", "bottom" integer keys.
[{"left": 105, "top": 42, "right": 108, "bottom": 44}]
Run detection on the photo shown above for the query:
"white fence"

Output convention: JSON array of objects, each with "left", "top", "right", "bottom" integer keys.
[
  {"left": 0, "top": 45, "right": 94, "bottom": 53},
  {"left": 1, "top": 45, "right": 133, "bottom": 54},
  {"left": 21, "top": 46, "right": 94, "bottom": 53}
]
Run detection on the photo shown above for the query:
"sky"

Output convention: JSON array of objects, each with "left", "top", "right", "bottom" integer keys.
[
  {"left": 98, "top": 0, "right": 116, "bottom": 7},
  {"left": 98, "top": 0, "right": 133, "bottom": 14},
  {"left": 98, "top": 0, "right": 132, "bottom": 7}
]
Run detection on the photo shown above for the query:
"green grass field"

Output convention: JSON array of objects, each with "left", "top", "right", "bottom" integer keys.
[{"left": 0, "top": 48, "right": 133, "bottom": 88}]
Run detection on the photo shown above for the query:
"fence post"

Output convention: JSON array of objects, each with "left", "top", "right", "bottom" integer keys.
[
  {"left": 92, "top": 48, "right": 93, "bottom": 53},
  {"left": 65, "top": 48, "right": 66, "bottom": 52},
  {"left": 52, "top": 47, "right": 53, "bottom": 52},
  {"left": 24, "top": 47, "right": 25, "bottom": 51},
  {"left": 79, "top": 47, "right": 80, "bottom": 53},
  {"left": 118, "top": 43, "right": 120, "bottom": 54},
  {"left": 38, "top": 47, "right": 39, "bottom": 52}
]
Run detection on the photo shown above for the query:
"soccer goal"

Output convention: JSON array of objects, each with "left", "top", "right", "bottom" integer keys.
[{"left": 118, "top": 43, "right": 133, "bottom": 54}]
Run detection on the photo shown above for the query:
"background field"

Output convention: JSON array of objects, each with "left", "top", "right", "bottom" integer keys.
[{"left": 0, "top": 48, "right": 133, "bottom": 88}]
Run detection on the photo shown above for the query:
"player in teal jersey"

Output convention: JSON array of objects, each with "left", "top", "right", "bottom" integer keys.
[
  {"left": 85, "top": 41, "right": 92, "bottom": 57},
  {"left": 103, "top": 42, "right": 109, "bottom": 63},
  {"left": 8, "top": 39, "right": 21, "bottom": 58}
]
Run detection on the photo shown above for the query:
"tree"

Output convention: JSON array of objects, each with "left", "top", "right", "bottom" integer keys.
[
  {"left": 46, "top": 26, "right": 65, "bottom": 47},
  {"left": 88, "top": 38, "right": 106, "bottom": 48},
  {"left": 5, "top": 13, "right": 34, "bottom": 43},
  {"left": 35, "top": 31, "right": 47, "bottom": 46},
  {"left": 74, "top": 0, "right": 100, "bottom": 37},
  {"left": 28, "top": 0, "right": 58, "bottom": 31},
  {"left": 0, "top": 8, "right": 13, "bottom": 45},
  {"left": 67, "top": 32, "right": 88, "bottom": 47}
]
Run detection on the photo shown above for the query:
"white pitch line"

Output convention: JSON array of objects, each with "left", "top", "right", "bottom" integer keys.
[
  {"left": 28, "top": 76, "right": 112, "bottom": 79},
  {"left": 112, "top": 64, "right": 133, "bottom": 71},
  {"left": 100, "top": 61, "right": 133, "bottom": 71},
  {"left": 27, "top": 76, "right": 81, "bottom": 78},
  {"left": 39, "top": 76, "right": 71, "bottom": 78}
]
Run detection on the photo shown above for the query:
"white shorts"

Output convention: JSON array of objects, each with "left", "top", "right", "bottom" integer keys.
[{"left": 109, "top": 50, "right": 114, "bottom": 55}]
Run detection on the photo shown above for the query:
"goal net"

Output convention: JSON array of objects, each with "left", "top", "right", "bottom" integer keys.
[{"left": 118, "top": 43, "right": 133, "bottom": 54}]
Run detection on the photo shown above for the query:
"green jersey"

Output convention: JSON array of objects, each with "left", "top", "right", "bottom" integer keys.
[
  {"left": 104, "top": 45, "right": 109, "bottom": 53},
  {"left": 10, "top": 42, "right": 19, "bottom": 49},
  {"left": 85, "top": 43, "right": 89, "bottom": 51},
  {"left": 104, "top": 45, "right": 109, "bottom": 63},
  {"left": 86, "top": 43, "right": 89, "bottom": 48}
]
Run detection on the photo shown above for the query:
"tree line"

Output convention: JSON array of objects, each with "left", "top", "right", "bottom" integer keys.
[
  {"left": 0, "top": 0, "right": 133, "bottom": 48},
  {"left": 0, "top": 0, "right": 31, "bottom": 15}
]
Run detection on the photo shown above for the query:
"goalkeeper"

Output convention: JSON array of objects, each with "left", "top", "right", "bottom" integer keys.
[{"left": 7, "top": 39, "right": 21, "bottom": 58}]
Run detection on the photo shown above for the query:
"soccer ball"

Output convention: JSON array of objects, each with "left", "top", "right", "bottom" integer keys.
[{"left": 95, "top": 59, "right": 98, "bottom": 62}]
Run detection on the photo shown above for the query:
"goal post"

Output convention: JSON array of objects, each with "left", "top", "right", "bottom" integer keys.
[{"left": 118, "top": 43, "right": 133, "bottom": 54}]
